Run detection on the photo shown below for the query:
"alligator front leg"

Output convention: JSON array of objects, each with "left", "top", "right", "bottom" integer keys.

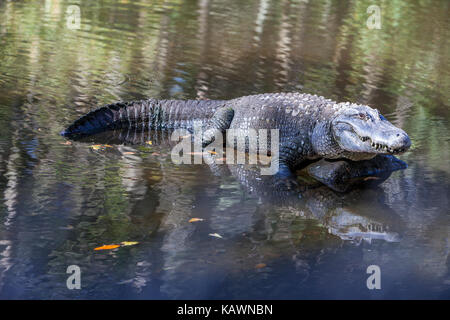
[
  {"left": 267, "top": 143, "right": 310, "bottom": 190},
  {"left": 266, "top": 146, "right": 302, "bottom": 190},
  {"left": 272, "top": 161, "right": 300, "bottom": 190}
]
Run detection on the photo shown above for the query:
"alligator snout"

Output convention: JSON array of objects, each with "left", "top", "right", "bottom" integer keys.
[
  {"left": 368, "top": 125, "right": 411, "bottom": 154},
  {"left": 390, "top": 131, "right": 411, "bottom": 151}
]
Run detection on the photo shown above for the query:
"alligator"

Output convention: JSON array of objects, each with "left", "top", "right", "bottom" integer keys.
[{"left": 61, "top": 93, "right": 411, "bottom": 179}]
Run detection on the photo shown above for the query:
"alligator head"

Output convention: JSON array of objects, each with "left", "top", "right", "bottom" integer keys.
[{"left": 329, "top": 105, "right": 411, "bottom": 161}]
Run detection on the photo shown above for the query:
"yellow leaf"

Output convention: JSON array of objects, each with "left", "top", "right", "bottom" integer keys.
[
  {"left": 207, "top": 150, "right": 217, "bottom": 155},
  {"left": 91, "top": 144, "right": 113, "bottom": 150},
  {"left": 121, "top": 241, "right": 139, "bottom": 246},
  {"left": 94, "top": 244, "right": 120, "bottom": 251},
  {"left": 146, "top": 141, "right": 153, "bottom": 145},
  {"left": 209, "top": 233, "right": 223, "bottom": 239},
  {"left": 255, "top": 263, "right": 267, "bottom": 269},
  {"left": 189, "top": 218, "right": 204, "bottom": 223}
]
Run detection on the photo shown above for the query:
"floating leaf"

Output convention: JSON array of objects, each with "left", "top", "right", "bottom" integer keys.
[
  {"left": 255, "top": 263, "right": 267, "bottom": 269},
  {"left": 189, "top": 218, "right": 204, "bottom": 223},
  {"left": 146, "top": 141, "right": 153, "bottom": 145},
  {"left": 209, "top": 233, "right": 223, "bottom": 239},
  {"left": 121, "top": 241, "right": 139, "bottom": 246},
  {"left": 60, "top": 141, "right": 72, "bottom": 145},
  {"left": 207, "top": 150, "right": 217, "bottom": 155},
  {"left": 123, "top": 152, "right": 135, "bottom": 155},
  {"left": 91, "top": 144, "right": 113, "bottom": 150},
  {"left": 94, "top": 244, "right": 120, "bottom": 251}
]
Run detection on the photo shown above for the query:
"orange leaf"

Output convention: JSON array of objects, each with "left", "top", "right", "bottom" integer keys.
[
  {"left": 94, "top": 244, "right": 120, "bottom": 251},
  {"left": 123, "top": 152, "right": 135, "bottom": 155},
  {"left": 189, "top": 218, "right": 204, "bottom": 223},
  {"left": 255, "top": 263, "right": 267, "bottom": 269}
]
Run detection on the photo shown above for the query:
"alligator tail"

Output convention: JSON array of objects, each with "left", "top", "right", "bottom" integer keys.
[
  {"left": 60, "top": 99, "right": 158, "bottom": 137},
  {"left": 61, "top": 98, "right": 227, "bottom": 137}
]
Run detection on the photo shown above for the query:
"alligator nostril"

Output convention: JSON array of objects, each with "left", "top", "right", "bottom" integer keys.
[{"left": 393, "top": 132, "right": 411, "bottom": 151}]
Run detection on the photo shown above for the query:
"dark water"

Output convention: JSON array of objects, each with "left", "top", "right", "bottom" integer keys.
[{"left": 0, "top": 0, "right": 449, "bottom": 299}]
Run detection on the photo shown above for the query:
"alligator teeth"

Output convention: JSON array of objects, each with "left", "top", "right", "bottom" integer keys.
[{"left": 359, "top": 135, "right": 404, "bottom": 154}]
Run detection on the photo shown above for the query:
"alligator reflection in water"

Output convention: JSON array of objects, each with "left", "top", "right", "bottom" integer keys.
[
  {"left": 65, "top": 128, "right": 407, "bottom": 298},
  {"left": 75, "top": 127, "right": 405, "bottom": 244}
]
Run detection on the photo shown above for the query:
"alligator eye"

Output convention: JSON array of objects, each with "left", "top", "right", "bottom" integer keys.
[{"left": 358, "top": 113, "right": 367, "bottom": 120}]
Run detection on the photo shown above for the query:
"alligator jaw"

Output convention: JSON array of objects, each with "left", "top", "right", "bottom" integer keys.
[{"left": 358, "top": 135, "right": 409, "bottom": 155}]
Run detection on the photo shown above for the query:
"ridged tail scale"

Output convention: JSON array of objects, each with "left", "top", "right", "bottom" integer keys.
[
  {"left": 60, "top": 99, "right": 227, "bottom": 137},
  {"left": 60, "top": 100, "right": 160, "bottom": 136}
]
